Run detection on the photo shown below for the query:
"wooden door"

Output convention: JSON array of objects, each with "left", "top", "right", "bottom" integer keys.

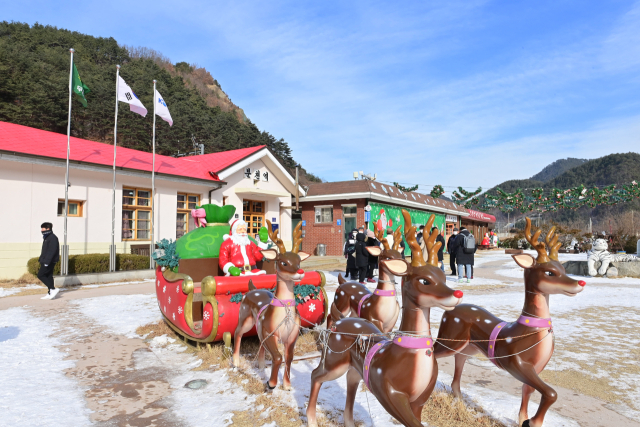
[{"left": 243, "top": 199, "right": 265, "bottom": 240}]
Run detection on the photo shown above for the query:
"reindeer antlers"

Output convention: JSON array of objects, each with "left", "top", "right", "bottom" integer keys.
[
  {"left": 392, "top": 225, "right": 403, "bottom": 252},
  {"left": 292, "top": 221, "right": 303, "bottom": 254},
  {"left": 545, "top": 226, "right": 562, "bottom": 261},
  {"left": 423, "top": 216, "right": 442, "bottom": 267},
  {"left": 266, "top": 220, "right": 286, "bottom": 254},
  {"left": 375, "top": 227, "right": 390, "bottom": 251},
  {"left": 524, "top": 217, "right": 550, "bottom": 263},
  {"left": 402, "top": 210, "right": 426, "bottom": 267}
]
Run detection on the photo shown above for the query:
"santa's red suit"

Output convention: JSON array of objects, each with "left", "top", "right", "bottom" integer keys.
[{"left": 219, "top": 220, "right": 268, "bottom": 276}]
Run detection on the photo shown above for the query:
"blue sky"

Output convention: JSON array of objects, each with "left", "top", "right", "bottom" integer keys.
[{"left": 4, "top": 0, "right": 640, "bottom": 191}]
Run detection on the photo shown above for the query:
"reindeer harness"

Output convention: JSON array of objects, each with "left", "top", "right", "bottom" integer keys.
[
  {"left": 363, "top": 335, "right": 434, "bottom": 389},
  {"left": 356, "top": 289, "right": 397, "bottom": 316},
  {"left": 487, "top": 315, "right": 552, "bottom": 367}
]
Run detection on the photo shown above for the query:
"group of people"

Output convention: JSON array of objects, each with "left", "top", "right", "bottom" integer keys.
[
  {"left": 344, "top": 224, "right": 488, "bottom": 284},
  {"left": 343, "top": 227, "right": 406, "bottom": 284}
]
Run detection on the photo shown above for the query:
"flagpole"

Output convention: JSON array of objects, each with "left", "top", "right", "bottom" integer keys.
[
  {"left": 110, "top": 65, "right": 120, "bottom": 272},
  {"left": 62, "top": 48, "right": 75, "bottom": 276},
  {"left": 150, "top": 80, "right": 157, "bottom": 269}
]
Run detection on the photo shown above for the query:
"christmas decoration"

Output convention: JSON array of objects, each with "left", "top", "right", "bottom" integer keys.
[
  {"left": 430, "top": 184, "right": 445, "bottom": 199},
  {"left": 152, "top": 238, "right": 181, "bottom": 269},
  {"left": 393, "top": 182, "right": 419, "bottom": 192}
]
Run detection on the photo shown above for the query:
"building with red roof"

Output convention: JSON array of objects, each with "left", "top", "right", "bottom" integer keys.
[{"left": 0, "top": 122, "right": 305, "bottom": 278}]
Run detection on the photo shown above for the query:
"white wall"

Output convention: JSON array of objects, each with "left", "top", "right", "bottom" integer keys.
[
  {"left": 0, "top": 158, "right": 212, "bottom": 279},
  {"left": 214, "top": 158, "right": 293, "bottom": 247}
]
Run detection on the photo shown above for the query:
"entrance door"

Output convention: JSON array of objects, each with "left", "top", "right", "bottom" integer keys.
[
  {"left": 343, "top": 206, "right": 358, "bottom": 245},
  {"left": 243, "top": 199, "right": 265, "bottom": 240}
]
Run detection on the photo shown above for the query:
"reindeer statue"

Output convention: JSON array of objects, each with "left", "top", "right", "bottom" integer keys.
[
  {"left": 232, "top": 221, "right": 310, "bottom": 391},
  {"left": 307, "top": 211, "right": 464, "bottom": 427},
  {"left": 328, "top": 224, "right": 405, "bottom": 332},
  {"left": 433, "top": 218, "right": 586, "bottom": 427}
]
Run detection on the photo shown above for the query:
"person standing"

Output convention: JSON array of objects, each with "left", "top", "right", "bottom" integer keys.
[
  {"left": 355, "top": 231, "right": 369, "bottom": 284},
  {"left": 365, "top": 229, "right": 379, "bottom": 283},
  {"left": 433, "top": 227, "right": 446, "bottom": 272},
  {"left": 447, "top": 227, "right": 459, "bottom": 275},
  {"left": 454, "top": 227, "right": 476, "bottom": 283},
  {"left": 343, "top": 229, "right": 358, "bottom": 279},
  {"left": 38, "top": 222, "right": 60, "bottom": 300}
]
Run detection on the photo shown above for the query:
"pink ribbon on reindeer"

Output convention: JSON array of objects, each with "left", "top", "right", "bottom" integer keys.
[{"left": 191, "top": 208, "right": 207, "bottom": 228}]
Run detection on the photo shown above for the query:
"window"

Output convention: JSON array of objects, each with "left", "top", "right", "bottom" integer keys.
[
  {"left": 177, "top": 193, "right": 200, "bottom": 238},
  {"left": 315, "top": 206, "right": 333, "bottom": 223},
  {"left": 122, "top": 187, "right": 152, "bottom": 240},
  {"left": 57, "top": 200, "right": 84, "bottom": 217},
  {"left": 343, "top": 206, "right": 357, "bottom": 215},
  {"left": 243, "top": 199, "right": 265, "bottom": 239}
]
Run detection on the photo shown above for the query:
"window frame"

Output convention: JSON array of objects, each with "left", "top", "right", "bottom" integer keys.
[
  {"left": 57, "top": 199, "right": 84, "bottom": 217},
  {"left": 314, "top": 205, "right": 333, "bottom": 224},
  {"left": 122, "top": 187, "right": 153, "bottom": 241},
  {"left": 176, "top": 193, "right": 200, "bottom": 239}
]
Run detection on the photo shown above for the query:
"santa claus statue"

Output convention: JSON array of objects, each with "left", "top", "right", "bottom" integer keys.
[{"left": 219, "top": 219, "right": 269, "bottom": 276}]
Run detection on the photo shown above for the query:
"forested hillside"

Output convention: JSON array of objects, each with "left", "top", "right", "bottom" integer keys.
[
  {"left": 485, "top": 153, "right": 640, "bottom": 225},
  {"left": 530, "top": 157, "right": 588, "bottom": 182},
  {"left": 0, "top": 22, "right": 321, "bottom": 183}
]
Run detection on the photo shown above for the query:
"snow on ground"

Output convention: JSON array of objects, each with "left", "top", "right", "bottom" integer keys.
[
  {"left": 0, "top": 284, "right": 42, "bottom": 297},
  {"left": 70, "top": 293, "right": 161, "bottom": 338},
  {"left": 0, "top": 307, "right": 92, "bottom": 426}
]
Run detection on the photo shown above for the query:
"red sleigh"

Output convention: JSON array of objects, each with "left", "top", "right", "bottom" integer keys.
[{"left": 155, "top": 261, "right": 328, "bottom": 346}]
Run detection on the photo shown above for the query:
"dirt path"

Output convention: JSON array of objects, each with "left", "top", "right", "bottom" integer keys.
[{"left": 2, "top": 261, "right": 639, "bottom": 426}]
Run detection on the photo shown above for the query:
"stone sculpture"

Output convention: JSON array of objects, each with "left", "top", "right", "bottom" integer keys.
[{"left": 586, "top": 238, "right": 639, "bottom": 276}]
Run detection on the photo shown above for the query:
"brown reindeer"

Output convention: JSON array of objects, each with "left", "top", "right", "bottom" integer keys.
[
  {"left": 307, "top": 210, "right": 464, "bottom": 427},
  {"left": 433, "top": 218, "right": 586, "bottom": 427},
  {"left": 232, "top": 221, "right": 310, "bottom": 390},
  {"left": 327, "top": 224, "right": 405, "bottom": 332}
]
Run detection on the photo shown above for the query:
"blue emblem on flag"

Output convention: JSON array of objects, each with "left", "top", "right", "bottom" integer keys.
[{"left": 159, "top": 98, "right": 167, "bottom": 107}]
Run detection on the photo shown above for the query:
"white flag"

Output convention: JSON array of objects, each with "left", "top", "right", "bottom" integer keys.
[
  {"left": 117, "top": 76, "right": 148, "bottom": 117},
  {"left": 155, "top": 89, "right": 173, "bottom": 126}
]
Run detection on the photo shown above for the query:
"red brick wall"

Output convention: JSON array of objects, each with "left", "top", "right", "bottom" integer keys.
[{"left": 300, "top": 200, "right": 367, "bottom": 256}]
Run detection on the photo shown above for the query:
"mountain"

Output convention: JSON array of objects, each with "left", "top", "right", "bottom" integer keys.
[
  {"left": 0, "top": 22, "right": 321, "bottom": 183},
  {"left": 483, "top": 153, "right": 640, "bottom": 225},
  {"left": 530, "top": 158, "right": 588, "bottom": 182}
]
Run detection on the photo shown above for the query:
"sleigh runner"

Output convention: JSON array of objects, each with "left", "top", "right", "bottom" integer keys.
[{"left": 153, "top": 203, "right": 328, "bottom": 344}]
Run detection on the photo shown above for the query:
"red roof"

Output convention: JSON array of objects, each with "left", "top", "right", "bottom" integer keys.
[
  {"left": 467, "top": 209, "right": 496, "bottom": 223},
  {"left": 0, "top": 122, "right": 265, "bottom": 182}
]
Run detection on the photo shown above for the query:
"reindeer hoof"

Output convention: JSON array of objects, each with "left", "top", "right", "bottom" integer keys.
[
  {"left": 282, "top": 384, "right": 292, "bottom": 391},
  {"left": 522, "top": 420, "right": 531, "bottom": 427},
  {"left": 265, "top": 381, "right": 276, "bottom": 392}
]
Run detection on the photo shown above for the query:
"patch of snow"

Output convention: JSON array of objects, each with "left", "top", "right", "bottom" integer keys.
[
  {"left": 0, "top": 307, "right": 91, "bottom": 426},
  {"left": 70, "top": 293, "right": 161, "bottom": 338},
  {"left": 0, "top": 284, "right": 42, "bottom": 298}
]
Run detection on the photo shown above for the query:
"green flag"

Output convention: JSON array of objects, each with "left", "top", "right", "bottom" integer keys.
[{"left": 72, "top": 63, "right": 90, "bottom": 107}]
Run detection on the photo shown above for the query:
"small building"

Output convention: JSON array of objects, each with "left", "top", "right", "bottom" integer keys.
[
  {"left": 0, "top": 122, "right": 304, "bottom": 279},
  {"left": 462, "top": 209, "right": 496, "bottom": 242},
  {"left": 298, "top": 180, "right": 471, "bottom": 256}
]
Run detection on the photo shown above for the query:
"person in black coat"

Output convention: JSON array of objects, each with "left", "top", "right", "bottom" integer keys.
[
  {"left": 432, "top": 227, "right": 446, "bottom": 272},
  {"left": 365, "top": 231, "right": 379, "bottom": 283},
  {"left": 453, "top": 227, "right": 475, "bottom": 282},
  {"left": 354, "top": 232, "right": 369, "bottom": 284},
  {"left": 446, "top": 228, "right": 459, "bottom": 275},
  {"left": 343, "top": 229, "right": 358, "bottom": 279},
  {"left": 38, "top": 222, "right": 60, "bottom": 300}
]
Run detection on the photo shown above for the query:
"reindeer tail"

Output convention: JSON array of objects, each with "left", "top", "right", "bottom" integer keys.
[
  {"left": 338, "top": 273, "right": 346, "bottom": 285},
  {"left": 248, "top": 279, "right": 256, "bottom": 291}
]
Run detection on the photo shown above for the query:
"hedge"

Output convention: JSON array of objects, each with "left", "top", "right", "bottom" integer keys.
[{"left": 27, "top": 254, "right": 150, "bottom": 276}]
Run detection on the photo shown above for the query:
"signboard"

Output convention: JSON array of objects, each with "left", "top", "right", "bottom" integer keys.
[
  {"left": 253, "top": 169, "right": 261, "bottom": 181},
  {"left": 302, "top": 220, "right": 306, "bottom": 226},
  {"left": 368, "top": 202, "right": 445, "bottom": 256},
  {"left": 337, "top": 219, "right": 342, "bottom": 226},
  {"left": 261, "top": 171, "right": 269, "bottom": 182},
  {"left": 466, "top": 209, "right": 496, "bottom": 223},
  {"left": 272, "top": 217, "right": 277, "bottom": 222},
  {"left": 446, "top": 215, "right": 458, "bottom": 223},
  {"left": 244, "top": 167, "right": 252, "bottom": 179},
  {"left": 364, "top": 211, "right": 371, "bottom": 222}
]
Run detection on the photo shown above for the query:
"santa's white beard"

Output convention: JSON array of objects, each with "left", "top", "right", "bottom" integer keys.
[{"left": 231, "top": 233, "right": 250, "bottom": 246}]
